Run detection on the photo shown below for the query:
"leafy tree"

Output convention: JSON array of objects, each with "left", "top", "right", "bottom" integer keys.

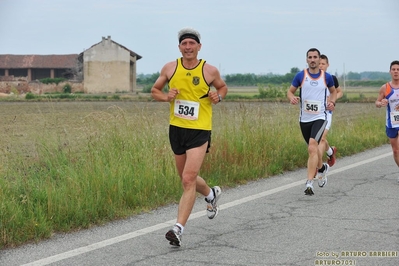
[
  {"left": 290, "top": 67, "right": 300, "bottom": 74},
  {"left": 137, "top": 68, "right": 388, "bottom": 88},
  {"left": 346, "top": 71, "right": 361, "bottom": 80}
]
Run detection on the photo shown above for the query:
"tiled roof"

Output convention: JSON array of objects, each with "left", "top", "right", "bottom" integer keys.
[
  {"left": 0, "top": 54, "right": 78, "bottom": 69},
  {"left": 78, "top": 38, "right": 142, "bottom": 60}
]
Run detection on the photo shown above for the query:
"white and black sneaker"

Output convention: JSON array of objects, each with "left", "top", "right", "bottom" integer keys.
[
  {"left": 205, "top": 186, "right": 221, "bottom": 219},
  {"left": 165, "top": 224, "right": 182, "bottom": 247},
  {"left": 317, "top": 163, "right": 329, "bottom": 188},
  {"left": 304, "top": 180, "right": 314, "bottom": 195}
]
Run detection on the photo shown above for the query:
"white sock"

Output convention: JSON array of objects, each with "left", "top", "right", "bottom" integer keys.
[
  {"left": 205, "top": 188, "right": 214, "bottom": 201},
  {"left": 326, "top": 147, "right": 333, "bottom": 156},
  {"left": 175, "top": 223, "right": 184, "bottom": 234}
]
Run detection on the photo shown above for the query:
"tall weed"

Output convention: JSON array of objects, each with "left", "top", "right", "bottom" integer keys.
[{"left": 0, "top": 102, "right": 387, "bottom": 248}]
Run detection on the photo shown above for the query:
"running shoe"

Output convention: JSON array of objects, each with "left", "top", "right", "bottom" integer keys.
[
  {"left": 327, "top": 146, "right": 337, "bottom": 167},
  {"left": 317, "top": 163, "right": 329, "bottom": 187},
  {"left": 205, "top": 186, "right": 221, "bottom": 219},
  {"left": 165, "top": 224, "right": 182, "bottom": 247},
  {"left": 304, "top": 180, "right": 314, "bottom": 195}
]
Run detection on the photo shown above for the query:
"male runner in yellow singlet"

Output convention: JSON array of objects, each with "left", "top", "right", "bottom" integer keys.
[{"left": 151, "top": 27, "right": 228, "bottom": 247}]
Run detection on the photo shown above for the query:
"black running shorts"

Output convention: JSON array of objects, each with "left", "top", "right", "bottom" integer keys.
[
  {"left": 169, "top": 125, "right": 211, "bottom": 155},
  {"left": 299, "top": 119, "right": 327, "bottom": 144}
]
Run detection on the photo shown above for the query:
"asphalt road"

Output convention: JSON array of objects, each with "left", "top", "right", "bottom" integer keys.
[{"left": 1, "top": 145, "right": 398, "bottom": 266}]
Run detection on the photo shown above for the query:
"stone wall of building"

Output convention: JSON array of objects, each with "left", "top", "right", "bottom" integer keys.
[
  {"left": 0, "top": 77, "right": 83, "bottom": 95},
  {"left": 83, "top": 37, "right": 132, "bottom": 93}
]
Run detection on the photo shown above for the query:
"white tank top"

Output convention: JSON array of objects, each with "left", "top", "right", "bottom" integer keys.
[
  {"left": 299, "top": 69, "right": 328, "bottom": 122},
  {"left": 385, "top": 82, "right": 399, "bottom": 128}
]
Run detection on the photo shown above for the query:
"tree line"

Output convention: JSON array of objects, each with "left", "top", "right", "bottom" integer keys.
[{"left": 137, "top": 68, "right": 390, "bottom": 91}]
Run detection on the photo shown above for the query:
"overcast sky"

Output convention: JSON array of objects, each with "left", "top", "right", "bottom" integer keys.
[{"left": 1, "top": 0, "right": 398, "bottom": 76}]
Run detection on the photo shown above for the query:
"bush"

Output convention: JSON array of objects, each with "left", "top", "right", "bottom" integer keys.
[
  {"left": 142, "top": 84, "right": 152, "bottom": 93},
  {"left": 25, "top": 92, "right": 35, "bottom": 99},
  {"left": 63, "top": 83, "right": 72, "bottom": 93},
  {"left": 10, "top": 86, "right": 18, "bottom": 95},
  {"left": 258, "top": 84, "right": 286, "bottom": 99}
]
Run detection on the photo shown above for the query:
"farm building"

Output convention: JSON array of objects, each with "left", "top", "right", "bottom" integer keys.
[
  {"left": 78, "top": 36, "right": 142, "bottom": 93},
  {"left": 0, "top": 35, "right": 142, "bottom": 93},
  {"left": 0, "top": 54, "right": 78, "bottom": 81}
]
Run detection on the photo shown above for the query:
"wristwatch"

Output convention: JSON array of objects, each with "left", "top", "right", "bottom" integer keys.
[{"left": 218, "top": 94, "right": 222, "bottom": 102}]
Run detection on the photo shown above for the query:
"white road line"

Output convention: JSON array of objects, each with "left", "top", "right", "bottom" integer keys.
[{"left": 22, "top": 152, "right": 392, "bottom": 266}]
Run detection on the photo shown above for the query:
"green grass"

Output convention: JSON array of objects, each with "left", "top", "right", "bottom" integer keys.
[
  {"left": 0, "top": 85, "right": 380, "bottom": 103},
  {"left": 223, "top": 85, "right": 380, "bottom": 102},
  {"left": 0, "top": 101, "right": 388, "bottom": 249}
]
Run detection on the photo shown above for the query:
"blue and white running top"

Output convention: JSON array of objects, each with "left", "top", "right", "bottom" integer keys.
[
  {"left": 384, "top": 82, "right": 399, "bottom": 128},
  {"left": 292, "top": 69, "right": 333, "bottom": 123}
]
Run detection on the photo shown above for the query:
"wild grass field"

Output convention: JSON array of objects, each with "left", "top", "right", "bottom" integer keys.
[
  {"left": 226, "top": 86, "right": 379, "bottom": 100},
  {"left": 0, "top": 97, "right": 388, "bottom": 248}
]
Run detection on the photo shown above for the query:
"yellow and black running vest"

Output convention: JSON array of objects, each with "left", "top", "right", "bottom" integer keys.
[{"left": 168, "top": 58, "right": 212, "bottom": 130}]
